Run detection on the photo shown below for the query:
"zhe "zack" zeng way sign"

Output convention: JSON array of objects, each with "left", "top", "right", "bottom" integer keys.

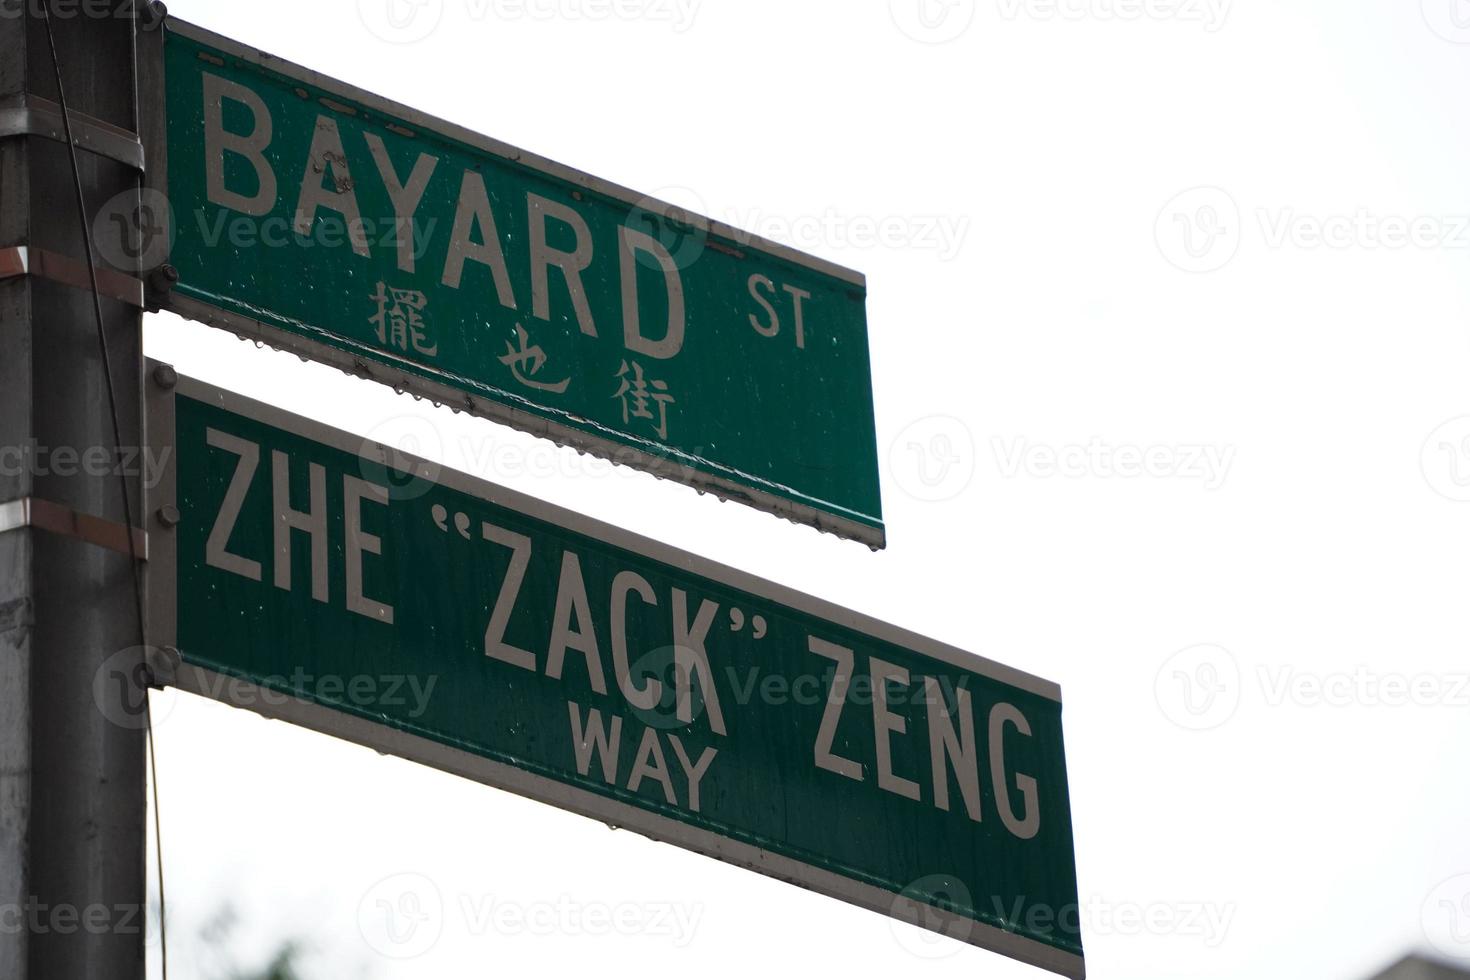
[
  {"left": 146, "top": 19, "right": 885, "bottom": 547},
  {"left": 145, "top": 370, "right": 1084, "bottom": 978}
]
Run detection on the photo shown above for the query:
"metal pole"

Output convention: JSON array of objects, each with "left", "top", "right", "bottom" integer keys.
[{"left": 0, "top": 2, "right": 148, "bottom": 978}]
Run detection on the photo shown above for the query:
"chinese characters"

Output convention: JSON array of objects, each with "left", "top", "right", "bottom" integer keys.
[
  {"left": 613, "top": 360, "right": 676, "bottom": 441},
  {"left": 499, "top": 324, "right": 572, "bottom": 394},
  {"left": 369, "top": 282, "right": 436, "bottom": 356}
]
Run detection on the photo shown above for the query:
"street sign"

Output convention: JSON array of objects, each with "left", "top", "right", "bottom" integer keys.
[
  {"left": 145, "top": 371, "right": 1084, "bottom": 978},
  {"left": 146, "top": 19, "right": 885, "bottom": 548}
]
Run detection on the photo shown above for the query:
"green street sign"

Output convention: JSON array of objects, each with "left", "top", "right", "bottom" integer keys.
[
  {"left": 145, "top": 371, "right": 1083, "bottom": 978},
  {"left": 146, "top": 20, "right": 884, "bottom": 548}
]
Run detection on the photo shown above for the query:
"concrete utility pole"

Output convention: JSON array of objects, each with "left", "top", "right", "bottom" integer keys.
[{"left": 0, "top": 2, "right": 154, "bottom": 978}]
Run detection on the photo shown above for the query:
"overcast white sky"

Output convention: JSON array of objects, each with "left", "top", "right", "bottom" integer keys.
[{"left": 141, "top": 1, "right": 1470, "bottom": 978}]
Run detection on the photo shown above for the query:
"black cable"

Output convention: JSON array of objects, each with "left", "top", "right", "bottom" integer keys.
[{"left": 38, "top": 4, "right": 169, "bottom": 978}]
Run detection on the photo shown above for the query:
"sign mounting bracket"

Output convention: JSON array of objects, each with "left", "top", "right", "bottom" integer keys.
[
  {"left": 0, "top": 497, "right": 150, "bottom": 561},
  {"left": 0, "top": 245, "right": 147, "bottom": 307},
  {"left": 0, "top": 94, "right": 146, "bottom": 171}
]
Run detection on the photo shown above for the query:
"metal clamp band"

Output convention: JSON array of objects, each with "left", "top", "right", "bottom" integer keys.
[
  {"left": 0, "top": 497, "right": 149, "bottom": 561},
  {"left": 0, "top": 246, "right": 146, "bottom": 308},
  {"left": 0, "top": 95, "right": 146, "bottom": 171}
]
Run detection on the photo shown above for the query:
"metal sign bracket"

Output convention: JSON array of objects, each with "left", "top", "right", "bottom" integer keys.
[
  {"left": 0, "top": 496, "right": 150, "bottom": 561},
  {"left": 0, "top": 245, "right": 147, "bottom": 308},
  {"left": 0, "top": 93, "right": 146, "bottom": 171}
]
